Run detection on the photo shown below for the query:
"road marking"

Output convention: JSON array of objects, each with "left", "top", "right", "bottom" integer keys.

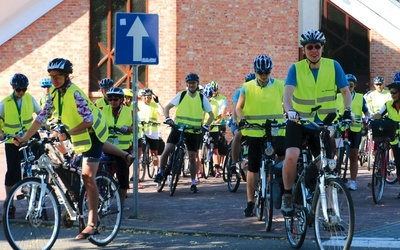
[{"left": 350, "top": 237, "right": 400, "bottom": 248}]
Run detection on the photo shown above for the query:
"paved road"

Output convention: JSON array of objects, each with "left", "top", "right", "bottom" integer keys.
[{"left": 0, "top": 149, "right": 400, "bottom": 249}]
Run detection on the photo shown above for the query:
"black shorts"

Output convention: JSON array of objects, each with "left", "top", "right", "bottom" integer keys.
[
  {"left": 138, "top": 136, "right": 159, "bottom": 151},
  {"left": 285, "top": 120, "right": 321, "bottom": 158},
  {"left": 167, "top": 128, "right": 200, "bottom": 152},
  {"left": 348, "top": 130, "right": 362, "bottom": 149}
]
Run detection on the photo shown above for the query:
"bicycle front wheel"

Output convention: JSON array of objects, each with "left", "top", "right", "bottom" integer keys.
[
  {"left": 79, "top": 172, "right": 122, "bottom": 246},
  {"left": 372, "top": 150, "right": 385, "bottom": 204},
  {"left": 313, "top": 178, "right": 354, "bottom": 250},
  {"left": 336, "top": 145, "right": 349, "bottom": 183},
  {"left": 170, "top": 148, "right": 184, "bottom": 196},
  {"left": 3, "top": 177, "right": 60, "bottom": 250},
  {"left": 264, "top": 181, "right": 274, "bottom": 232},
  {"left": 222, "top": 148, "right": 232, "bottom": 183},
  {"left": 284, "top": 181, "right": 308, "bottom": 249},
  {"left": 254, "top": 182, "right": 264, "bottom": 221}
]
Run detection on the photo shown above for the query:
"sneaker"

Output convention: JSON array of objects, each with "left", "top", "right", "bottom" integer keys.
[
  {"left": 8, "top": 205, "right": 16, "bottom": 219},
  {"left": 281, "top": 193, "right": 294, "bottom": 217},
  {"left": 215, "top": 172, "right": 221, "bottom": 178},
  {"left": 347, "top": 180, "right": 357, "bottom": 191},
  {"left": 154, "top": 173, "right": 163, "bottom": 183},
  {"left": 190, "top": 184, "right": 199, "bottom": 193},
  {"left": 243, "top": 202, "right": 255, "bottom": 217}
]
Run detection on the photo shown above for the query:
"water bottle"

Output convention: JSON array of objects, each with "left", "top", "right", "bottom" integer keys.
[{"left": 271, "top": 124, "right": 279, "bottom": 137}]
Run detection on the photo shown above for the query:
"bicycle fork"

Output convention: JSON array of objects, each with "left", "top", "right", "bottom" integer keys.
[
  {"left": 25, "top": 177, "right": 47, "bottom": 221},
  {"left": 318, "top": 175, "right": 340, "bottom": 225}
]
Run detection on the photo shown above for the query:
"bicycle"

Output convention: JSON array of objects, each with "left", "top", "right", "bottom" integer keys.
[
  {"left": 358, "top": 120, "right": 374, "bottom": 170},
  {"left": 333, "top": 118, "right": 354, "bottom": 184},
  {"left": 241, "top": 120, "right": 286, "bottom": 232},
  {"left": 201, "top": 130, "right": 214, "bottom": 179},
  {"left": 138, "top": 121, "right": 160, "bottom": 181},
  {"left": 370, "top": 118, "right": 399, "bottom": 204},
  {"left": 284, "top": 114, "right": 354, "bottom": 250},
  {"left": 156, "top": 123, "right": 197, "bottom": 196},
  {"left": 2, "top": 135, "right": 122, "bottom": 249}
]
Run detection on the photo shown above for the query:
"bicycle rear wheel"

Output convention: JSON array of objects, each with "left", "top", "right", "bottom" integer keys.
[
  {"left": 284, "top": 181, "right": 308, "bottom": 249},
  {"left": 227, "top": 163, "right": 240, "bottom": 192},
  {"left": 80, "top": 172, "right": 122, "bottom": 246},
  {"left": 314, "top": 178, "right": 354, "bottom": 250},
  {"left": 372, "top": 150, "right": 385, "bottom": 204},
  {"left": 3, "top": 178, "right": 60, "bottom": 250},
  {"left": 170, "top": 148, "right": 184, "bottom": 196},
  {"left": 254, "top": 182, "right": 264, "bottom": 221},
  {"left": 222, "top": 148, "right": 232, "bottom": 182}
]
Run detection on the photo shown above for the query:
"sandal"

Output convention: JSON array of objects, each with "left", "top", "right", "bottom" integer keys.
[
  {"left": 125, "top": 153, "right": 134, "bottom": 166},
  {"left": 75, "top": 225, "right": 99, "bottom": 240}
]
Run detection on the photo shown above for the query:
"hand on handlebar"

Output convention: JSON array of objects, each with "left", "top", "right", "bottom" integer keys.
[
  {"left": 165, "top": 117, "right": 174, "bottom": 126},
  {"left": 342, "top": 110, "right": 355, "bottom": 122},
  {"left": 238, "top": 119, "right": 248, "bottom": 128},
  {"left": 286, "top": 110, "right": 299, "bottom": 122}
]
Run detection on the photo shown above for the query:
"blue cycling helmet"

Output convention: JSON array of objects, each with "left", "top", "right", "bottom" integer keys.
[
  {"left": 203, "top": 84, "right": 214, "bottom": 98},
  {"left": 39, "top": 77, "right": 52, "bottom": 88},
  {"left": 373, "top": 75, "right": 384, "bottom": 84},
  {"left": 99, "top": 78, "right": 114, "bottom": 89},
  {"left": 10, "top": 73, "right": 29, "bottom": 88},
  {"left": 300, "top": 29, "right": 326, "bottom": 46},
  {"left": 393, "top": 71, "right": 400, "bottom": 82},
  {"left": 345, "top": 74, "right": 357, "bottom": 83},
  {"left": 254, "top": 55, "right": 273, "bottom": 73},
  {"left": 47, "top": 58, "right": 73, "bottom": 74},
  {"left": 245, "top": 72, "right": 256, "bottom": 82},
  {"left": 185, "top": 73, "right": 199, "bottom": 82}
]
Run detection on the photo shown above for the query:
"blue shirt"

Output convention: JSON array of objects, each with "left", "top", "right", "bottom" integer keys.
[{"left": 232, "top": 89, "right": 240, "bottom": 103}]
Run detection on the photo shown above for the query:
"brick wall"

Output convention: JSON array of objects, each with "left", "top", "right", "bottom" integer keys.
[{"left": 0, "top": 0, "right": 90, "bottom": 101}]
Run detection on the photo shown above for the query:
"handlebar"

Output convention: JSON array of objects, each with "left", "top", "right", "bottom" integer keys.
[{"left": 163, "top": 122, "right": 200, "bottom": 133}]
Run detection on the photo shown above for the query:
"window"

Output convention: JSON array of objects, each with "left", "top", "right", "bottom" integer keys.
[{"left": 89, "top": 0, "right": 146, "bottom": 93}]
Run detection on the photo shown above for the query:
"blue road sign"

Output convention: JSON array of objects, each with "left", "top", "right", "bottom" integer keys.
[{"left": 115, "top": 13, "right": 159, "bottom": 65}]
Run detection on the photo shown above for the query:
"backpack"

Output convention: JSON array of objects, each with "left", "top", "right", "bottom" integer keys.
[{"left": 178, "top": 91, "right": 204, "bottom": 109}]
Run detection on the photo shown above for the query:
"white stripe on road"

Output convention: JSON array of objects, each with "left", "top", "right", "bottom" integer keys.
[{"left": 350, "top": 237, "right": 400, "bottom": 248}]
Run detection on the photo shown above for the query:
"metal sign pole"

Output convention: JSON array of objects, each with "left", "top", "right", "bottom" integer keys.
[{"left": 131, "top": 65, "right": 139, "bottom": 218}]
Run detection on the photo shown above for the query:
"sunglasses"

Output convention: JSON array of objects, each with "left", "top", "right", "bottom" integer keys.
[
  {"left": 15, "top": 87, "right": 27, "bottom": 93},
  {"left": 49, "top": 74, "right": 64, "bottom": 80},
  {"left": 374, "top": 83, "right": 383, "bottom": 86},
  {"left": 256, "top": 71, "right": 271, "bottom": 75},
  {"left": 108, "top": 98, "right": 120, "bottom": 102},
  {"left": 306, "top": 44, "right": 322, "bottom": 50},
  {"left": 390, "top": 91, "right": 398, "bottom": 95}
]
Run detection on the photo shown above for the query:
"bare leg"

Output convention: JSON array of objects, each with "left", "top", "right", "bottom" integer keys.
[
  {"left": 246, "top": 171, "right": 257, "bottom": 202},
  {"left": 349, "top": 148, "right": 359, "bottom": 181},
  {"left": 102, "top": 141, "right": 133, "bottom": 164}
]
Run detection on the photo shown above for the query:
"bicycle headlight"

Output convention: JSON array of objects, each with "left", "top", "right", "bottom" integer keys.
[
  {"left": 265, "top": 147, "right": 274, "bottom": 156},
  {"left": 328, "top": 159, "right": 336, "bottom": 171}
]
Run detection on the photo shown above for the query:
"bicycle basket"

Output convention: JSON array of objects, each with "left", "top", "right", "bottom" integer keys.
[{"left": 371, "top": 118, "right": 398, "bottom": 142}]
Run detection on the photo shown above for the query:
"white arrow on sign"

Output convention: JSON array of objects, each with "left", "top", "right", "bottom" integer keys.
[{"left": 127, "top": 16, "right": 149, "bottom": 61}]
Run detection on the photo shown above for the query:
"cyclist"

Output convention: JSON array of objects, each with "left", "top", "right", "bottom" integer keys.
[
  {"left": 154, "top": 73, "right": 214, "bottom": 193},
  {"left": 202, "top": 84, "right": 223, "bottom": 177},
  {"left": 39, "top": 77, "right": 53, "bottom": 108},
  {"left": 336, "top": 74, "right": 370, "bottom": 191},
  {"left": 364, "top": 76, "right": 391, "bottom": 114},
  {"left": 229, "top": 73, "right": 256, "bottom": 172},
  {"left": 123, "top": 88, "right": 134, "bottom": 108},
  {"left": 236, "top": 55, "right": 286, "bottom": 217},
  {"left": 281, "top": 29, "right": 352, "bottom": 217},
  {"left": 102, "top": 87, "right": 132, "bottom": 204},
  {"left": 13, "top": 58, "right": 134, "bottom": 239},
  {"left": 0, "top": 73, "right": 41, "bottom": 219},
  {"left": 95, "top": 78, "right": 114, "bottom": 110},
  {"left": 210, "top": 81, "right": 228, "bottom": 170},
  {"left": 372, "top": 80, "right": 400, "bottom": 198},
  {"left": 138, "top": 88, "right": 164, "bottom": 177}
]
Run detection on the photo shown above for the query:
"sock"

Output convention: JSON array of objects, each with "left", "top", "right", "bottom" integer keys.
[
  {"left": 157, "top": 169, "right": 164, "bottom": 174},
  {"left": 191, "top": 179, "right": 196, "bottom": 185},
  {"left": 284, "top": 189, "right": 292, "bottom": 195}
]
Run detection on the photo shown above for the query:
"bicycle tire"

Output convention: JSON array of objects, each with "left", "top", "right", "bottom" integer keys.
[
  {"left": 372, "top": 150, "right": 385, "bottom": 204},
  {"left": 313, "top": 178, "right": 355, "bottom": 250},
  {"left": 144, "top": 144, "right": 156, "bottom": 179},
  {"left": 336, "top": 144, "right": 350, "bottom": 183},
  {"left": 202, "top": 143, "right": 211, "bottom": 179},
  {"left": 139, "top": 161, "right": 146, "bottom": 182},
  {"left": 358, "top": 136, "right": 367, "bottom": 167},
  {"left": 264, "top": 181, "right": 274, "bottom": 232},
  {"left": 222, "top": 148, "right": 232, "bottom": 183},
  {"left": 254, "top": 182, "right": 264, "bottom": 221},
  {"left": 367, "top": 136, "right": 373, "bottom": 171},
  {"left": 157, "top": 154, "right": 173, "bottom": 192},
  {"left": 79, "top": 172, "right": 122, "bottom": 246},
  {"left": 227, "top": 163, "right": 240, "bottom": 192},
  {"left": 285, "top": 181, "right": 308, "bottom": 249},
  {"left": 183, "top": 145, "right": 190, "bottom": 177},
  {"left": 170, "top": 148, "right": 184, "bottom": 196},
  {"left": 3, "top": 177, "right": 60, "bottom": 250}
]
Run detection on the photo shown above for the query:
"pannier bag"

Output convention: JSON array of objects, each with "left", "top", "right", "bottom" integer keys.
[{"left": 370, "top": 118, "right": 398, "bottom": 143}]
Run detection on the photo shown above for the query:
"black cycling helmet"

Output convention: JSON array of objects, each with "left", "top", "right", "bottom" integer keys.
[
  {"left": 185, "top": 73, "right": 199, "bottom": 82},
  {"left": 245, "top": 72, "right": 256, "bottom": 82},
  {"left": 47, "top": 58, "right": 73, "bottom": 74},
  {"left": 373, "top": 75, "right": 384, "bottom": 84},
  {"left": 300, "top": 29, "right": 326, "bottom": 46},
  {"left": 386, "top": 81, "right": 400, "bottom": 90},
  {"left": 345, "top": 74, "right": 357, "bottom": 83},
  {"left": 10, "top": 73, "right": 29, "bottom": 88},
  {"left": 99, "top": 78, "right": 114, "bottom": 89},
  {"left": 393, "top": 72, "right": 400, "bottom": 82},
  {"left": 140, "top": 88, "right": 153, "bottom": 96}
]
